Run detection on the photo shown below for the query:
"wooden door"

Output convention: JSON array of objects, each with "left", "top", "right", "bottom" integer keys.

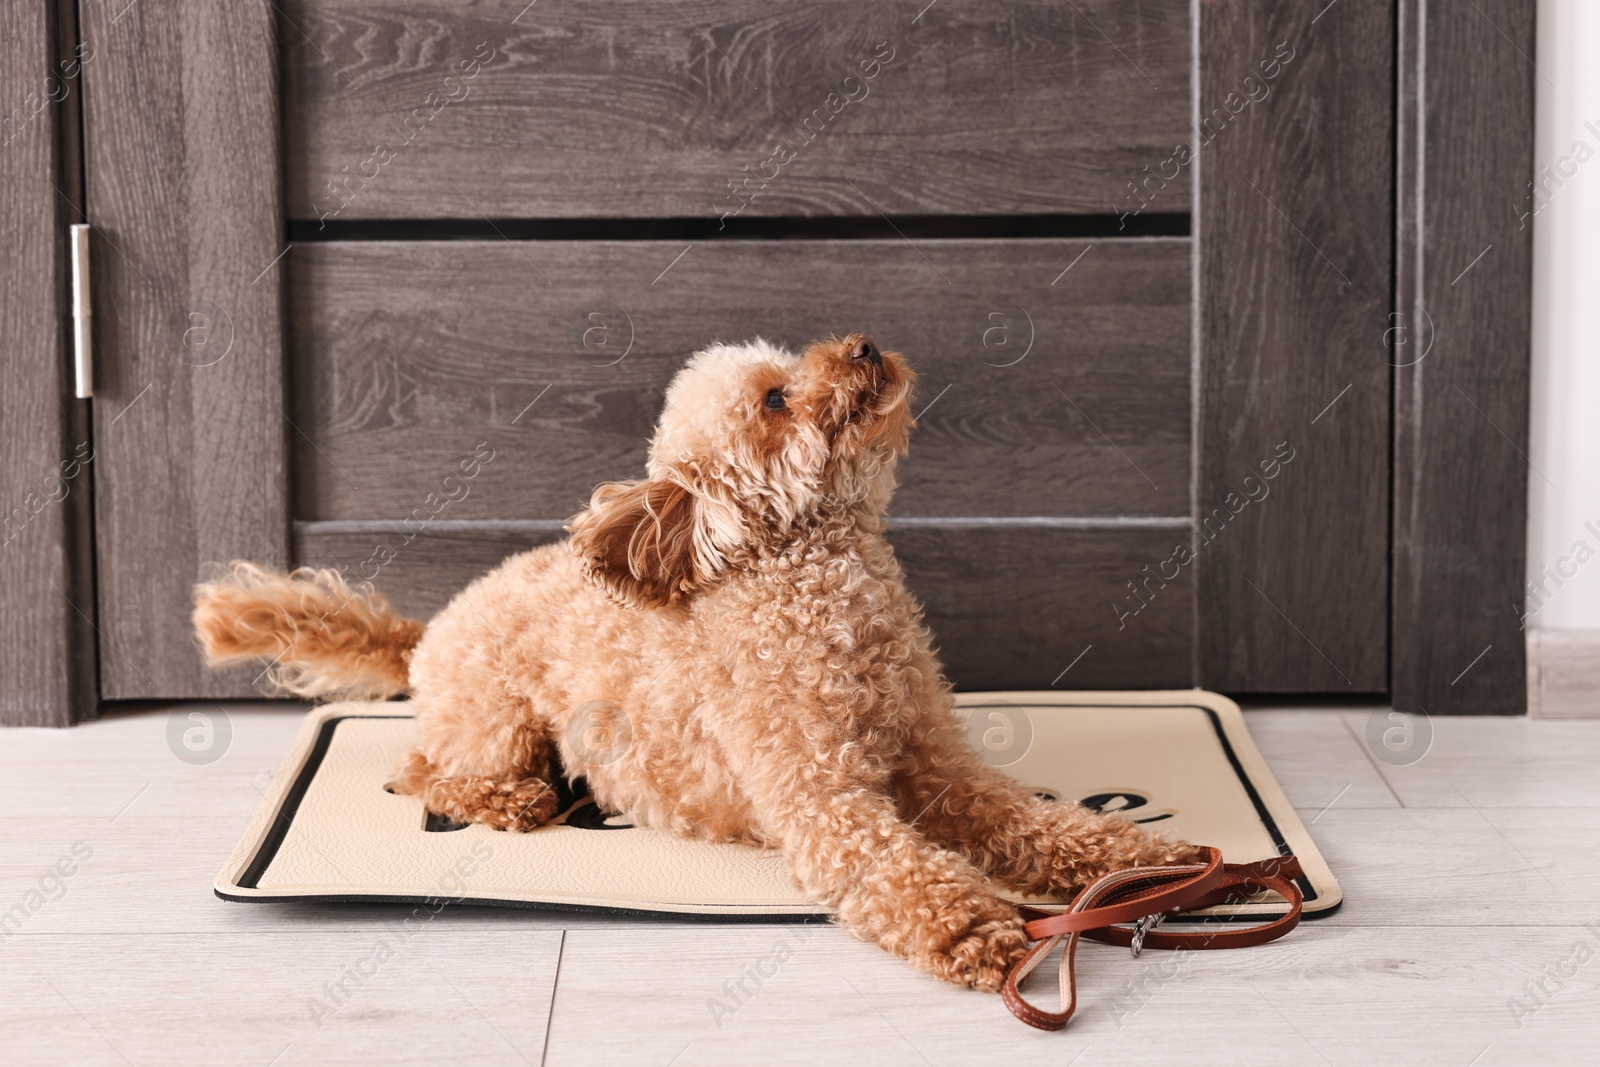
[{"left": 70, "top": 0, "right": 1531, "bottom": 715}]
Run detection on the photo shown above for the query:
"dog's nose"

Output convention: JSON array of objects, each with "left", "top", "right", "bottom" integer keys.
[{"left": 850, "top": 338, "right": 882, "bottom": 367}]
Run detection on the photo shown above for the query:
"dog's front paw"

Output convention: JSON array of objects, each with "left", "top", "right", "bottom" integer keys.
[
  {"left": 1045, "top": 840, "right": 1203, "bottom": 895},
  {"left": 1037, "top": 810, "right": 1209, "bottom": 896},
  {"left": 1101, "top": 834, "right": 1204, "bottom": 875},
  {"left": 924, "top": 904, "right": 1030, "bottom": 992}
]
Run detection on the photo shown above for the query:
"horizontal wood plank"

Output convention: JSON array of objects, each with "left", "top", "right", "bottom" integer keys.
[
  {"left": 280, "top": 0, "right": 1190, "bottom": 219},
  {"left": 293, "top": 519, "right": 1196, "bottom": 690},
  {"left": 1340, "top": 709, "right": 1600, "bottom": 809},
  {"left": 542, "top": 923, "right": 1596, "bottom": 1066},
  {"left": 1239, "top": 708, "right": 1401, "bottom": 811},
  {"left": 887, "top": 521, "right": 1194, "bottom": 689},
  {"left": 286, "top": 238, "right": 1191, "bottom": 522},
  {"left": 293, "top": 521, "right": 566, "bottom": 621},
  {"left": 0, "top": 931, "right": 564, "bottom": 1065}
]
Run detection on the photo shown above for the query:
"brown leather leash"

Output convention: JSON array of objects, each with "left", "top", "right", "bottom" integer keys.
[{"left": 1001, "top": 846, "right": 1305, "bottom": 1030}]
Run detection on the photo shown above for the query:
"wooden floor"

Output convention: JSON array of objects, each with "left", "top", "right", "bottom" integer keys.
[{"left": 2, "top": 703, "right": 1598, "bottom": 1066}]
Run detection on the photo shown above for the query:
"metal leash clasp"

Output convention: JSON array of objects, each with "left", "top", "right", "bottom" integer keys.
[{"left": 1130, "top": 912, "right": 1166, "bottom": 957}]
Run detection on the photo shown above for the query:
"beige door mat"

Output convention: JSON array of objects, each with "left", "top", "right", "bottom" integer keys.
[{"left": 218, "top": 690, "right": 1339, "bottom": 920}]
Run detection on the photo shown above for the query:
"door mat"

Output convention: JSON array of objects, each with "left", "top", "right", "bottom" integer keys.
[{"left": 218, "top": 691, "right": 1339, "bottom": 919}]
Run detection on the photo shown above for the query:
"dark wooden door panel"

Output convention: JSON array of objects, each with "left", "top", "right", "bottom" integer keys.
[
  {"left": 81, "top": 0, "right": 290, "bottom": 699},
  {"left": 287, "top": 238, "right": 1191, "bottom": 523},
  {"left": 280, "top": 0, "right": 1190, "bottom": 219},
  {"left": 293, "top": 520, "right": 567, "bottom": 619},
  {"left": 293, "top": 519, "right": 1196, "bottom": 691},
  {"left": 889, "top": 522, "right": 1195, "bottom": 690},
  {"left": 1196, "top": 0, "right": 1393, "bottom": 693}
]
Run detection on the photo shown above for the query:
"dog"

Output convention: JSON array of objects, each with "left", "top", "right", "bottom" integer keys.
[{"left": 193, "top": 333, "right": 1197, "bottom": 990}]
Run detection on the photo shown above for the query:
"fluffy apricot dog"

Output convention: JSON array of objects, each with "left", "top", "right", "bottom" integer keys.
[{"left": 194, "top": 334, "right": 1196, "bottom": 990}]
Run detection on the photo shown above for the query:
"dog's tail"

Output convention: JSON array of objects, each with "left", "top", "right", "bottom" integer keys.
[{"left": 192, "top": 562, "right": 423, "bottom": 700}]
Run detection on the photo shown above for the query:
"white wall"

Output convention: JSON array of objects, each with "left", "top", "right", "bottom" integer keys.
[{"left": 1526, "top": 0, "right": 1600, "bottom": 631}]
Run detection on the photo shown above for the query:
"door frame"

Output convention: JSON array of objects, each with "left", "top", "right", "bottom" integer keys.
[
  {"left": 0, "top": 0, "right": 97, "bottom": 727},
  {"left": 1391, "top": 0, "right": 1536, "bottom": 716}
]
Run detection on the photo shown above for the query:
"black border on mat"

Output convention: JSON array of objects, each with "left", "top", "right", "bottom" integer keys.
[
  {"left": 219, "top": 706, "right": 1339, "bottom": 922},
  {"left": 1195, "top": 706, "right": 1320, "bottom": 909}
]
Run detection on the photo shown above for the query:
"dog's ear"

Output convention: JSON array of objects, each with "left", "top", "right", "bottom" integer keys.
[{"left": 567, "top": 476, "right": 741, "bottom": 608}]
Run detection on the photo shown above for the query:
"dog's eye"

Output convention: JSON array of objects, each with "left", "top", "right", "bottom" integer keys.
[{"left": 764, "top": 388, "right": 787, "bottom": 411}]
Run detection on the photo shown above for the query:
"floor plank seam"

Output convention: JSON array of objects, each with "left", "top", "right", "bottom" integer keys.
[
  {"left": 1339, "top": 713, "right": 1408, "bottom": 807},
  {"left": 539, "top": 929, "right": 566, "bottom": 1067}
]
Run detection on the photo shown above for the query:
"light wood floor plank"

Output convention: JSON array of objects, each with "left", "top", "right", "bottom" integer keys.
[
  {"left": 0, "top": 704, "right": 306, "bottom": 819},
  {"left": 542, "top": 924, "right": 1599, "bottom": 1066},
  {"left": 1242, "top": 709, "right": 1401, "bottom": 810},
  {"left": 0, "top": 814, "right": 638, "bottom": 935},
  {"left": 1343, "top": 713, "right": 1600, "bottom": 808},
  {"left": 1294, "top": 807, "right": 1599, "bottom": 927},
  {"left": 0, "top": 930, "right": 564, "bottom": 1067}
]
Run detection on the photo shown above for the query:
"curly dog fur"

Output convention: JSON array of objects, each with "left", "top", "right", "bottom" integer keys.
[{"left": 194, "top": 334, "right": 1198, "bottom": 990}]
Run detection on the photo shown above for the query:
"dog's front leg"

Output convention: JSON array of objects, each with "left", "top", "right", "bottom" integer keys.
[
  {"left": 895, "top": 729, "right": 1201, "bottom": 897},
  {"left": 751, "top": 783, "right": 1029, "bottom": 990}
]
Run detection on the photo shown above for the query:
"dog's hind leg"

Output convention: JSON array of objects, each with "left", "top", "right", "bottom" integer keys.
[
  {"left": 386, "top": 576, "right": 567, "bottom": 832},
  {"left": 389, "top": 736, "right": 561, "bottom": 833}
]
